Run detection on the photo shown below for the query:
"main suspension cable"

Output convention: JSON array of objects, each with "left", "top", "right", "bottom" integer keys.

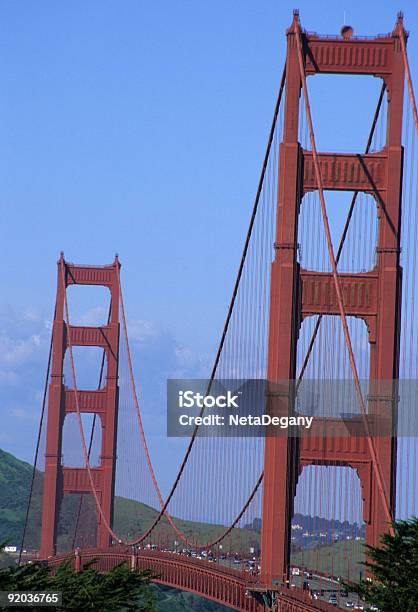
[
  {"left": 297, "top": 81, "right": 386, "bottom": 384},
  {"left": 115, "top": 264, "right": 189, "bottom": 544},
  {"left": 295, "top": 22, "right": 394, "bottom": 531},
  {"left": 399, "top": 17, "right": 418, "bottom": 136},
  {"left": 124, "top": 67, "right": 288, "bottom": 547},
  {"left": 71, "top": 303, "right": 111, "bottom": 549},
  {"left": 62, "top": 263, "right": 126, "bottom": 544}
]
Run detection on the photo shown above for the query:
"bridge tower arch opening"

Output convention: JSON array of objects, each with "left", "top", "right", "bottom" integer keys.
[
  {"left": 40, "top": 255, "right": 120, "bottom": 558},
  {"left": 261, "top": 11, "right": 405, "bottom": 586}
]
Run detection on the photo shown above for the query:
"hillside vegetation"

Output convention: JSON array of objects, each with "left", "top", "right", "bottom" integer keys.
[
  {"left": 0, "top": 448, "right": 364, "bottom": 584},
  {"left": 0, "top": 449, "right": 260, "bottom": 554}
]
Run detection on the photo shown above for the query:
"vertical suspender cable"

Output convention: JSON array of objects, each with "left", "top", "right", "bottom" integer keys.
[
  {"left": 19, "top": 305, "right": 56, "bottom": 565},
  {"left": 399, "top": 23, "right": 418, "bottom": 136},
  {"left": 131, "top": 68, "right": 287, "bottom": 543},
  {"left": 71, "top": 304, "right": 111, "bottom": 549},
  {"left": 294, "top": 24, "right": 394, "bottom": 532},
  {"left": 297, "top": 82, "right": 386, "bottom": 385}
]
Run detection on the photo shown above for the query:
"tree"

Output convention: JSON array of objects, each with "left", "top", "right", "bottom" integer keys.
[
  {"left": 0, "top": 554, "right": 156, "bottom": 611},
  {"left": 347, "top": 517, "right": 418, "bottom": 611}
]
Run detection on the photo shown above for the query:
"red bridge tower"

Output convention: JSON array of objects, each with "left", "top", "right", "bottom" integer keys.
[
  {"left": 261, "top": 14, "right": 405, "bottom": 585},
  {"left": 40, "top": 255, "right": 120, "bottom": 558}
]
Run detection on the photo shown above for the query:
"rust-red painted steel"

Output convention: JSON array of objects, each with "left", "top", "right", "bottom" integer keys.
[
  {"left": 261, "top": 12, "right": 405, "bottom": 585},
  {"left": 39, "top": 12, "right": 410, "bottom": 609},
  {"left": 399, "top": 17, "right": 418, "bottom": 136},
  {"left": 297, "top": 80, "right": 386, "bottom": 384},
  {"left": 40, "top": 255, "right": 121, "bottom": 557},
  {"left": 295, "top": 19, "right": 394, "bottom": 531},
  {"left": 46, "top": 549, "right": 336, "bottom": 612},
  {"left": 261, "top": 12, "right": 302, "bottom": 588},
  {"left": 43, "top": 256, "right": 267, "bottom": 551}
]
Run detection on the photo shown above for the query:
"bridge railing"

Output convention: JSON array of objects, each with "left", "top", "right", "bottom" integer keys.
[{"left": 44, "top": 548, "right": 342, "bottom": 611}]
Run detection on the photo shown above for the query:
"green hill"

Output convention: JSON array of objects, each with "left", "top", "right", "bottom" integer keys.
[
  {"left": 0, "top": 447, "right": 366, "bottom": 610},
  {"left": 0, "top": 449, "right": 245, "bottom": 611},
  {"left": 0, "top": 448, "right": 260, "bottom": 555},
  {"left": 291, "top": 540, "right": 364, "bottom": 581},
  {"left": 0, "top": 448, "right": 364, "bottom": 585},
  {"left": 0, "top": 448, "right": 35, "bottom": 546}
]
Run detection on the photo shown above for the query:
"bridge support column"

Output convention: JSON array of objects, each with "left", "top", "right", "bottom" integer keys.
[
  {"left": 261, "top": 12, "right": 406, "bottom": 586},
  {"left": 40, "top": 255, "right": 120, "bottom": 558},
  {"left": 261, "top": 14, "right": 302, "bottom": 586}
]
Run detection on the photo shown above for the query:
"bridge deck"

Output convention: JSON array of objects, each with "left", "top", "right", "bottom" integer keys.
[{"left": 47, "top": 549, "right": 337, "bottom": 611}]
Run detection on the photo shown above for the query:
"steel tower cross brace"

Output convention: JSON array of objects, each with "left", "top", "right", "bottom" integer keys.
[
  {"left": 40, "top": 255, "right": 120, "bottom": 558},
  {"left": 261, "top": 13, "right": 405, "bottom": 585}
]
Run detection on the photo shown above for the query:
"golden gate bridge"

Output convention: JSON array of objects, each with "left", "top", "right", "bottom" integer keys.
[{"left": 19, "top": 11, "right": 418, "bottom": 611}]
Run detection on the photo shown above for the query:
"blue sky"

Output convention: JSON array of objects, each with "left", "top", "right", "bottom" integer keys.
[{"left": 0, "top": 1, "right": 417, "bottom": 494}]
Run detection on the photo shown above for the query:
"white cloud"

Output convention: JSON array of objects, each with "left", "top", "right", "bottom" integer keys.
[
  {"left": 79, "top": 306, "right": 108, "bottom": 326},
  {"left": 0, "top": 337, "right": 29, "bottom": 366},
  {"left": 0, "top": 370, "right": 20, "bottom": 387},
  {"left": 170, "top": 345, "right": 209, "bottom": 378},
  {"left": 10, "top": 407, "right": 37, "bottom": 421},
  {"left": 0, "top": 308, "right": 50, "bottom": 372},
  {"left": 0, "top": 306, "right": 209, "bottom": 473},
  {"left": 22, "top": 309, "right": 42, "bottom": 322},
  {"left": 127, "top": 319, "right": 159, "bottom": 342}
]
